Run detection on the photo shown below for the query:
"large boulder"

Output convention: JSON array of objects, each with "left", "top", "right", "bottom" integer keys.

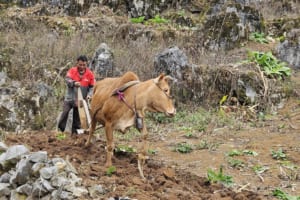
[{"left": 276, "top": 29, "right": 300, "bottom": 69}]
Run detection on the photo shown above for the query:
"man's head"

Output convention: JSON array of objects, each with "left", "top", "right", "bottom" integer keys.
[{"left": 76, "top": 55, "right": 88, "bottom": 74}]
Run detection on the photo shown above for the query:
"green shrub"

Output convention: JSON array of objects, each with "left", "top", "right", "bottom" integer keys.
[
  {"left": 248, "top": 51, "right": 291, "bottom": 79},
  {"left": 130, "top": 16, "right": 145, "bottom": 23},
  {"left": 249, "top": 32, "right": 269, "bottom": 44}
]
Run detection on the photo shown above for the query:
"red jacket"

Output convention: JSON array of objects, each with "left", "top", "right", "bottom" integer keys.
[
  {"left": 66, "top": 67, "right": 95, "bottom": 87},
  {"left": 64, "top": 67, "right": 95, "bottom": 102}
]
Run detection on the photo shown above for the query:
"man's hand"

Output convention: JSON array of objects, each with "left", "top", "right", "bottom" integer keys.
[{"left": 74, "top": 82, "right": 81, "bottom": 87}]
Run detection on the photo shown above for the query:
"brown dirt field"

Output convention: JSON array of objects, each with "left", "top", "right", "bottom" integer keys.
[
  {"left": 4, "top": 73, "right": 300, "bottom": 200},
  {"left": 5, "top": 130, "right": 267, "bottom": 200}
]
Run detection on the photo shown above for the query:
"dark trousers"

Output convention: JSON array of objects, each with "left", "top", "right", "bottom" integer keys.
[{"left": 58, "top": 101, "right": 81, "bottom": 134}]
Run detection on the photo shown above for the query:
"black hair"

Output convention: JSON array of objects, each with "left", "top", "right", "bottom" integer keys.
[{"left": 77, "top": 55, "right": 88, "bottom": 62}]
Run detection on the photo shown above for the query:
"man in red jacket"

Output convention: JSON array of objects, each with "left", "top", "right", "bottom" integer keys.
[{"left": 58, "top": 55, "right": 95, "bottom": 134}]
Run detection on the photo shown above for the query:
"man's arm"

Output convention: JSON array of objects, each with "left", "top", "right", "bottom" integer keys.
[{"left": 66, "top": 76, "right": 80, "bottom": 87}]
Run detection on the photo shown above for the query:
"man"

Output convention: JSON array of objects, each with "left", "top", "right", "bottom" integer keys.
[{"left": 58, "top": 55, "right": 95, "bottom": 134}]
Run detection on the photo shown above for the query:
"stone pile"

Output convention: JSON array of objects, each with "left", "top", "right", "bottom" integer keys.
[{"left": 0, "top": 142, "right": 90, "bottom": 200}]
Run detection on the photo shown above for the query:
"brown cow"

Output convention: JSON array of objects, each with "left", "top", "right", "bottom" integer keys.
[{"left": 85, "top": 71, "right": 176, "bottom": 179}]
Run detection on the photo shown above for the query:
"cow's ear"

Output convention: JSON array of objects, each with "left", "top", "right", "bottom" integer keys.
[
  {"left": 164, "top": 75, "right": 174, "bottom": 82},
  {"left": 154, "top": 73, "right": 165, "bottom": 84}
]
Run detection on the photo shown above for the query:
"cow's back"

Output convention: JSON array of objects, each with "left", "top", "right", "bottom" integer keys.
[{"left": 90, "top": 71, "right": 139, "bottom": 118}]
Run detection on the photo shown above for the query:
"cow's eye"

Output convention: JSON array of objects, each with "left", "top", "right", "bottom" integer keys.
[{"left": 164, "top": 89, "right": 169, "bottom": 93}]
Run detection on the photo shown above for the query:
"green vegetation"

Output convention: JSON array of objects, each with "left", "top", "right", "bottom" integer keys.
[
  {"left": 174, "top": 142, "right": 193, "bottom": 153},
  {"left": 106, "top": 166, "right": 116, "bottom": 177},
  {"left": 130, "top": 15, "right": 169, "bottom": 25},
  {"left": 271, "top": 148, "right": 287, "bottom": 160},
  {"left": 207, "top": 167, "right": 233, "bottom": 186},
  {"left": 227, "top": 149, "right": 258, "bottom": 157},
  {"left": 130, "top": 16, "right": 145, "bottom": 23},
  {"left": 147, "top": 15, "right": 169, "bottom": 24},
  {"left": 242, "top": 150, "right": 258, "bottom": 156},
  {"left": 227, "top": 158, "right": 244, "bottom": 168},
  {"left": 272, "top": 188, "right": 300, "bottom": 200},
  {"left": 115, "top": 127, "right": 140, "bottom": 141},
  {"left": 195, "top": 140, "right": 219, "bottom": 151},
  {"left": 148, "top": 149, "right": 157, "bottom": 155},
  {"left": 252, "top": 165, "right": 269, "bottom": 174},
  {"left": 227, "top": 149, "right": 243, "bottom": 157},
  {"left": 248, "top": 51, "right": 291, "bottom": 79},
  {"left": 115, "top": 145, "right": 136, "bottom": 153},
  {"left": 56, "top": 132, "right": 66, "bottom": 140},
  {"left": 249, "top": 32, "right": 269, "bottom": 44}
]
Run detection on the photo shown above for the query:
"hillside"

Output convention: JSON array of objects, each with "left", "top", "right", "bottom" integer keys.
[{"left": 0, "top": 1, "right": 300, "bottom": 199}]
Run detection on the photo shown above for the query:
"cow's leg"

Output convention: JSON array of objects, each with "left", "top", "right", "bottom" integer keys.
[
  {"left": 105, "top": 122, "right": 114, "bottom": 167},
  {"left": 85, "top": 119, "right": 96, "bottom": 146},
  {"left": 138, "top": 124, "right": 149, "bottom": 179}
]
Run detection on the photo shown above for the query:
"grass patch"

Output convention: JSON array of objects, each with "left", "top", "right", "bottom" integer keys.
[
  {"left": 272, "top": 188, "right": 300, "bottom": 200},
  {"left": 173, "top": 142, "right": 193, "bottom": 153}
]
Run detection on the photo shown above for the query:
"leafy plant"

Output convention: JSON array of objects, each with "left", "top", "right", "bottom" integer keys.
[
  {"left": 243, "top": 150, "right": 258, "bottom": 156},
  {"left": 227, "top": 149, "right": 243, "bottom": 157},
  {"left": 147, "top": 15, "right": 169, "bottom": 24},
  {"left": 106, "top": 166, "right": 116, "bottom": 177},
  {"left": 130, "top": 16, "right": 145, "bottom": 23},
  {"left": 272, "top": 188, "right": 300, "bottom": 200},
  {"left": 174, "top": 142, "right": 193, "bottom": 153},
  {"left": 249, "top": 32, "right": 269, "bottom": 44},
  {"left": 195, "top": 140, "right": 209, "bottom": 150},
  {"left": 248, "top": 51, "right": 291, "bottom": 79},
  {"left": 195, "top": 140, "right": 219, "bottom": 151},
  {"left": 148, "top": 112, "right": 173, "bottom": 124},
  {"left": 272, "top": 148, "right": 287, "bottom": 160},
  {"left": 252, "top": 165, "right": 269, "bottom": 174},
  {"left": 207, "top": 166, "right": 233, "bottom": 186},
  {"left": 228, "top": 158, "right": 245, "bottom": 168},
  {"left": 219, "top": 95, "right": 228, "bottom": 106},
  {"left": 115, "top": 145, "right": 136, "bottom": 153},
  {"left": 148, "top": 149, "right": 157, "bottom": 155},
  {"left": 56, "top": 132, "right": 66, "bottom": 140}
]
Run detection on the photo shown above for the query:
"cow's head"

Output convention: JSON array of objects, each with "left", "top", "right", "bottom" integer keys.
[{"left": 150, "top": 73, "right": 176, "bottom": 116}]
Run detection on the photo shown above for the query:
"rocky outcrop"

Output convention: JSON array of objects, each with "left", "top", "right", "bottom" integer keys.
[
  {"left": 0, "top": 73, "right": 55, "bottom": 132},
  {"left": 154, "top": 46, "right": 289, "bottom": 111},
  {"left": 276, "top": 29, "right": 300, "bottom": 69}
]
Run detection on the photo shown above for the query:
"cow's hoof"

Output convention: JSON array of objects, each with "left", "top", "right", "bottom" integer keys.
[{"left": 105, "top": 162, "right": 112, "bottom": 167}]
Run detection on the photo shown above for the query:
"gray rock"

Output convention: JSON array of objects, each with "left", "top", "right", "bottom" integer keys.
[
  {"left": 0, "top": 72, "right": 8, "bottom": 86},
  {"left": 276, "top": 29, "right": 300, "bottom": 69},
  {"left": 0, "top": 145, "right": 29, "bottom": 170},
  {"left": 154, "top": 46, "right": 189, "bottom": 80},
  {"left": 39, "top": 166, "right": 58, "bottom": 180},
  {"left": 29, "top": 151, "right": 48, "bottom": 163},
  {"left": 88, "top": 184, "right": 106, "bottom": 198},
  {"left": 32, "top": 162, "right": 45, "bottom": 177},
  {"left": 51, "top": 175, "right": 70, "bottom": 188},
  {"left": 31, "top": 180, "right": 49, "bottom": 197},
  {"left": 0, "top": 142, "right": 8, "bottom": 152},
  {"left": 0, "top": 183, "right": 10, "bottom": 196},
  {"left": 16, "top": 183, "right": 32, "bottom": 196},
  {"left": 10, "top": 156, "right": 32, "bottom": 185},
  {"left": 0, "top": 172, "right": 11, "bottom": 183},
  {"left": 90, "top": 43, "right": 115, "bottom": 80},
  {"left": 41, "top": 179, "right": 55, "bottom": 192}
]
